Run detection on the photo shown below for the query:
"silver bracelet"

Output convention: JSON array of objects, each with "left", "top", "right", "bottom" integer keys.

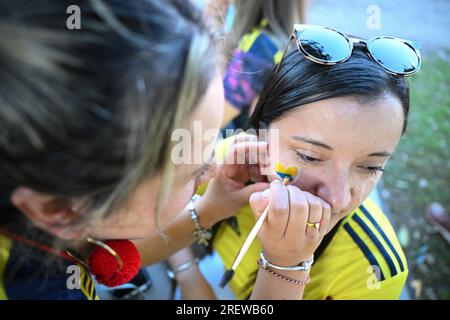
[
  {"left": 259, "top": 251, "right": 314, "bottom": 272},
  {"left": 189, "top": 195, "right": 212, "bottom": 246},
  {"left": 167, "top": 258, "right": 199, "bottom": 279}
]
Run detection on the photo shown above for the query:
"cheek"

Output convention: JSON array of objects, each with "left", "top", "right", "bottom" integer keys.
[
  {"left": 287, "top": 166, "right": 381, "bottom": 210},
  {"left": 337, "top": 175, "right": 381, "bottom": 220},
  {"left": 291, "top": 169, "right": 322, "bottom": 192},
  {"left": 158, "top": 179, "right": 195, "bottom": 227},
  {"left": 354, "top": 175, "right": 380, "bottom": 203},
  {"left": 265, "top": 148, "right": 302, "bottom": 180}
]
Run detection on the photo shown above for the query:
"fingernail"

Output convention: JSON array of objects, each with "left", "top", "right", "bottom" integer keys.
[{"left": 261, "top": 189, "right": 270, "bottom": 199}]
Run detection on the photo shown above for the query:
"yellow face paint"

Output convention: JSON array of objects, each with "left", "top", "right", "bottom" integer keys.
[{"left": 273, "top": 162, "right": 299, "bottom": 182}]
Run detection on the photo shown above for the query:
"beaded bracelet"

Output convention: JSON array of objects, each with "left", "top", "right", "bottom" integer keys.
[{"left": 257, "top": 258, "right": 310, "bottom": 286}]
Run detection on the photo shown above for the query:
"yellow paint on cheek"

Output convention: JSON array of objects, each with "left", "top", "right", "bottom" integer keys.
[{"left": 273, "top": 162, "right": 299, "bottom": 182}]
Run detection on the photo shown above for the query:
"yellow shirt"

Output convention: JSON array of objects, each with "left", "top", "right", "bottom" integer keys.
[{"left": 206, "top": 136, "right": 408, "bottom": 300}]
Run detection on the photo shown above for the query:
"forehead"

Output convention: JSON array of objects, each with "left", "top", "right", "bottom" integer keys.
[{"left": 270, "top": 96, "right": 404, "bottom": 153}]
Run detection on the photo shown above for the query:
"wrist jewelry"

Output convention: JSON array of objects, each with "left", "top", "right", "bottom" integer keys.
[
  {"left": 189, "top": 195, "right": 212, "bottom": 246},
  {"left": 257, "top": 258, "right": 310, "bottom": 286},
  {"left": 258, "top": 251, "right": 314, "bottom": 272},
  {"left": 167, "top": 258, "right": 200, "bottom": 279}
]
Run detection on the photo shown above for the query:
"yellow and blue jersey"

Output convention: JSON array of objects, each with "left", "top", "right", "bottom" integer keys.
[
  {"left": 203, "top": 136, "right": 408, "bottom": 300},
  {"left": 223, "top": 19, "right": 282, "bottom": 111},
  {"left": 0, "top": 233, "right": 98, "bottom": 300}
]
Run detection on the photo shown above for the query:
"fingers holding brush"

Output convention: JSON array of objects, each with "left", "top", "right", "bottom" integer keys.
[
  {"left": 285, "top": 185, "right": 308, "bottom": 241},
  {"left": 265, "top": 180, "right": 290, "bottom": 233},
  {"left": 250, "top": 183, "right": 333, "bottom": 267}
]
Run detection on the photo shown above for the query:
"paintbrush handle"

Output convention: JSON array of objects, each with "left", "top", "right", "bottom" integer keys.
[
  {"left": 230, "top": 177, "right": 290, "bottom": 271},
  {"left": 231, "top": 205, "right": 270, "bottom": 270}
]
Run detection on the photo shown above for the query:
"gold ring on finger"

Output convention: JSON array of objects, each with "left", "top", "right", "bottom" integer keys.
[{"left": 306, "top": 221, "right": 320, "bottom": 229}]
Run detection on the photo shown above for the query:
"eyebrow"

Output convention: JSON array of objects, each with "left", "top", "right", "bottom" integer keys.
[
  {"left": 290, "top": 136, "right": 333, "bottom": 151},
  {"left": 291, "top": 135, "right": 392, "bottom": 157},
  {"left": 367, "top": 151, "right": 392, "bottom": 157}
]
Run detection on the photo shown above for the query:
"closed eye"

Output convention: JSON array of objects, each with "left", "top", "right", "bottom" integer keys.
[
  {"left": 359, "top": 166, "right": 385, "bottom": 175},
  {"left": 294, "top": 150, "right": 323, "bottom": 163}
]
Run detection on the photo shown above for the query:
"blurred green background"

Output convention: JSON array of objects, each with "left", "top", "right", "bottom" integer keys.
[{"left": 380, "top": 50, "right": 450, "bottom": 300}]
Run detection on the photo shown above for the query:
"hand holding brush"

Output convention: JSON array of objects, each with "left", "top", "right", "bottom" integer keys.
[{"left": 219, "top": 162, "right": 300, "bottom": 288}]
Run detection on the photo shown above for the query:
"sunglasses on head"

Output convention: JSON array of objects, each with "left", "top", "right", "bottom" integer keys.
[{"left": 276, "top": 24, "right": 422, "bottom": 76}]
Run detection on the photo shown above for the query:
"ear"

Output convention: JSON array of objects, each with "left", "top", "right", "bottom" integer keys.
[{"left": 10, "top": 187, "right": 84, "bottom": 240}]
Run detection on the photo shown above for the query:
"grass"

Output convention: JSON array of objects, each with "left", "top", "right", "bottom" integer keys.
[{"left": 379, "top": 50, "right": 450, "bottom": 300}]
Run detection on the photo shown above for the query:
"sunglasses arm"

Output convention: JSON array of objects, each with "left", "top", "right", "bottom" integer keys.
[{"left": 275, "top": 32, "right": 295, "bottom": 73}]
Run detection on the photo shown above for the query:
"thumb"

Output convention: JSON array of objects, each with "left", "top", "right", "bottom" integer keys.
[{"left": 249, "top": 188, "right": 270, "bottom": 220}]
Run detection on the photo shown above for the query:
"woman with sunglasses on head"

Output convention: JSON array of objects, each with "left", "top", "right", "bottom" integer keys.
[
  {"left": 0, "top": 0, "right": 274, "bottom": 299},
  {"left": 196, "top": 25, "right": 421, "bottom": 300}
]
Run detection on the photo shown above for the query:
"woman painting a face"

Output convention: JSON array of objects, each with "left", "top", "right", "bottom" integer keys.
[
  {"left": 209, "top": 25, "right": 420, "bottom": 300},
  {"left": 0, "top": 0, "right": 272, "bottom": 299},
  {"left": 0, "top": 0, "right": 421, "bottom": 300}
]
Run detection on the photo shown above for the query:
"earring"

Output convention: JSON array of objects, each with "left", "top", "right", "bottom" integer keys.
[{"left": 66, "top": 238, "right": 141, "bottom": 287}]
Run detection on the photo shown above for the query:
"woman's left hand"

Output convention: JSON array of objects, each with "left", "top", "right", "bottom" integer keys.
[{"left": 197, "top": 134, "right": 270, "bottom": 227}]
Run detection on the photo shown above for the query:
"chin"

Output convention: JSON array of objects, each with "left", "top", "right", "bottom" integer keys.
[{"left": 340, "top": 204, "right": 359, "bottom": 219}]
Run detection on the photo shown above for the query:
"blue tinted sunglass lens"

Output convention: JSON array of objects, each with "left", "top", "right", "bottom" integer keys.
[
  {"left": 297, "top": 26, "right": 351, "bottom": 63},
  {"left": 368, "top": 37, "right": 420, "bottom": 74}
]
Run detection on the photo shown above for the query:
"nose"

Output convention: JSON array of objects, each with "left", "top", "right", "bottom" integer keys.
[{"left": 317, "top": 172, "right": 352, "bottom": 214}]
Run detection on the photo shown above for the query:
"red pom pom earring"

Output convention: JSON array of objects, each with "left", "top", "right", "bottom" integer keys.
[
  {"left": 0, "top": 228, "right": 141, "bottom": 287},
  {"left": 87, "top": 238, "right": 141, "bottom": 287},
  {"left": 67, "top": 238, "right": 141, "bottom": 287}
]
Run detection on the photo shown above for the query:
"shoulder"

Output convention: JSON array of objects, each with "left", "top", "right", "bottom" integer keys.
[
  {"left": 321, "top": 198, "right": 408, "bottom": 299},
  {"left": 224, "top": 28, "right": 281, "bottom": 108},
  {"left": 229, "top": 27, "right": 280, "bottom": 71},
  {"left": 306, "top": 198, "right": 408, "bottom": 299},
  {"left": 341, "top": 198, "right": 408, "bottom": 281},
  {"left": 0, "top": 233, "right": 97, "bottom": 300},
  {"left": 238, "top": 29, "right": 279, "bottom": 58},
  {"left": 0, "top": 234, "right": 13, "bottom": 299}
]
